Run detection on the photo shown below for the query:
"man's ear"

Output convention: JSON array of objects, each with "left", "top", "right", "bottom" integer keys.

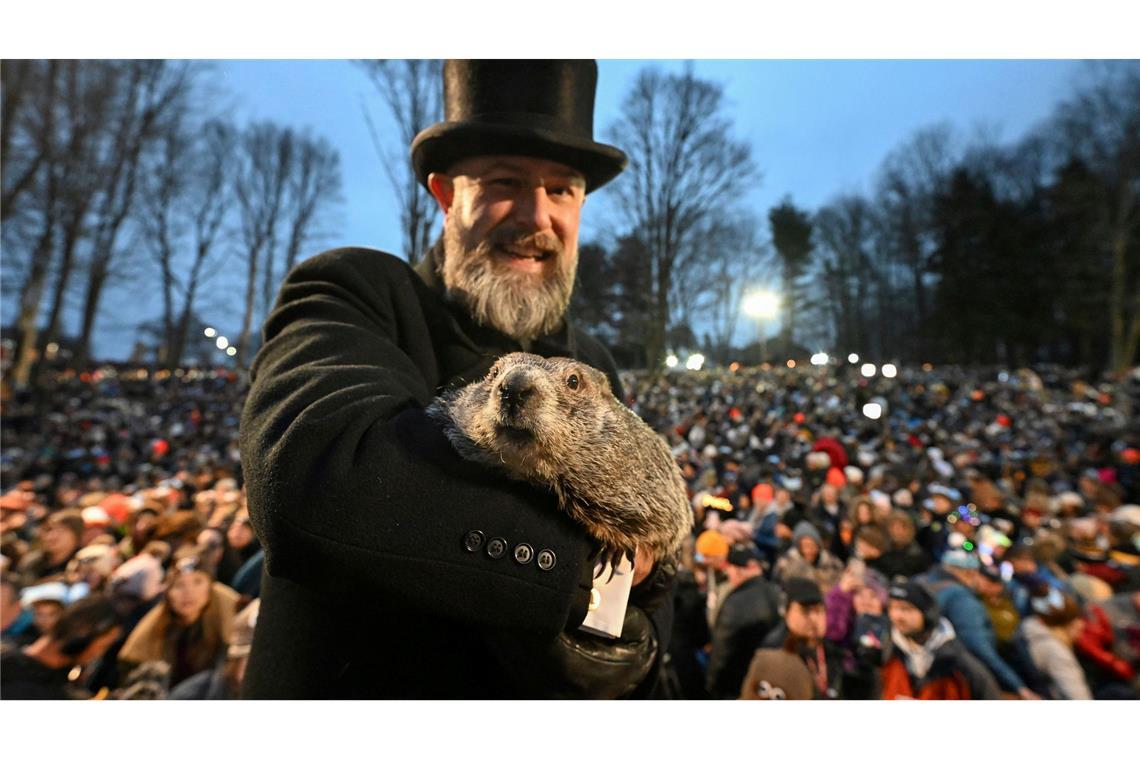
[{"left": 427, "top": 172, "right": 455, "bottom": 215}]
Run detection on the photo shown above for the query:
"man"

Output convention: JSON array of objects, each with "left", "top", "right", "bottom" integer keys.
[
  {"left": 240, "top": 60, "right": 672, "bottom": 698},
  {"left": 16, "top": 509, "right": 84, "bottom": 582},
  {"left": 917, "top": 547, "right": 1038, "bottom": 698},
  {"left": 880, "top": 580, "right": 1000, "bottom": 700},
  {"left": 0, "top": 594, "right": 122, "bottom": 699},
  {"left": 705, "top": 543, "right": 781, "bottom": 698},
  {"left": 762, "top": 577, "right": 845, "bottom": 699}
]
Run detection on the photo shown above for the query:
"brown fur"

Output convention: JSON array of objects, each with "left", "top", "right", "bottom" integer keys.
[{"left": 427, "top": 353, "right": 692, "bottom": 569}]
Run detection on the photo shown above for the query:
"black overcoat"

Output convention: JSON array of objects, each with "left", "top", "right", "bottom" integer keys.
[{"left": 239, "top": 246, "right": 670, "bottom": 698}]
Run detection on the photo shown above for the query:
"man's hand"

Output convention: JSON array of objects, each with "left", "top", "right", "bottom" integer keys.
[{"left": 485, "top": 604, "right": 658, "bottom": 698}]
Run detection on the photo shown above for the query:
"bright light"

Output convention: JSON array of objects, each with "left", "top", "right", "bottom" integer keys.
[
  {"left": 860, "top": 363, "right": 876, "bottom": 378},
  {"left": 226, "top": 346, "right": 237, "bottom": 357},
  {"left": 729, "top": 362, "right": 741, "bottom": 372},
  {"left": 810, "top": 352, "right": 829, "bottom": 367},
  {"left": 848, "top": 353, "right": 860, "bottom": 364},
  {"left": 922, "top": 363, "right": 934, "bottom": 372},
  {"left": 215, "top": 336, "right": 229, "bottom": 350},
  {"left": 204, "top": 327, "right": 217, "bottom": 338},
  {"left": 863, "top": 402, "right": 883, "bottom": 420},
  {"left": 882, "top": 363, "right": 898, "bottom": 379},
  {"left": 786, "top": 359, "right": 796, "bottom": 369},
  {"left": 685, "top": 354, "right": 705, "bottom": 371},
  {"left": 743, "top": 290, "right": 780, "bottom": 320},
  {"left": 665, "top": 354, "right": 679, "bottom": 369}
]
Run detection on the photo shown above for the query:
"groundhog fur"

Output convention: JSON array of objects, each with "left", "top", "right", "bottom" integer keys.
[{"left": 427, "top": 352, "right": 692, "bottom": 571}]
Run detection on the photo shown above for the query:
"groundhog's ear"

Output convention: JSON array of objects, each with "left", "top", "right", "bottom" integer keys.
[{"left": 589, "top": 366, "right": 611, "bottom": 394}]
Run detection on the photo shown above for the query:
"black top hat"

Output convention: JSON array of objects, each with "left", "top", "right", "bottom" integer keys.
[{"left": 411, "top": 60, "right": 628, "bottom": 193}]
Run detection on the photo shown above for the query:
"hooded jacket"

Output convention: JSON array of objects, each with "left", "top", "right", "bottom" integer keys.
[{"left": 879, "top": 618, "right": 1000, "bottom": 700}]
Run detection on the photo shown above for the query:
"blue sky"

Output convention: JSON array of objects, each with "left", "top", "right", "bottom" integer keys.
[{"left": 77, "top": 59, "right": 1082, "bottom": 358}]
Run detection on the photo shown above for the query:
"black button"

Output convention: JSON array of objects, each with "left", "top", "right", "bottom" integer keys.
[
  {"left": 513, "top": 543, "right": 534, "bottom": 565},
  {"left": 486, "top": 537, "right": 507, "bottom": 559},
  {"left": 463, "top": 530, "right": 485, "bottom": 553},
  {"left": 536, "top": 549, "right": 557, "bottom": 571}
]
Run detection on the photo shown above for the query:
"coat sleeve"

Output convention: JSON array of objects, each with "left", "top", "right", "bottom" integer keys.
[
  {"left": 239, "top": 249, "right": 594, "bottom": 637},
  {"left": 942, "top": 588, "right": 1025, "bottom": 693}
]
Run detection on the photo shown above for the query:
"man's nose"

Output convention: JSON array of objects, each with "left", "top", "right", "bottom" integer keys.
[{"left": 512, "top": 185, "right": 554, "bottom": 232}]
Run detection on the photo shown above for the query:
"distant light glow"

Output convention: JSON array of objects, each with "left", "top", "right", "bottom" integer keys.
[
  {"left": 786, "top": 359, "right": 796, "bottom": 369},
  {"left": 665, "top": 354, "right": 679, "bottom": 369},
  {"left": 686, "top": 353, "right": 705, "bottom": 371},
  {"left": 848, "top": 353, "right": 859, "bottom": 364},
  {"left": 810, "top": 352, "right": 829, "bottom": 367},
  {"left": 226, "top": 346, "right": 237, "bottom": 357},
  {"left": 204, "top": 327, "right": 217, "bottom": 338},
  {"left": 860, "top": 363, "right": 876, "bottom": 378},
  {"left": 882, "top": 363, "right": 898, "bottom": 379},
  {"left": 863, "top": 402, "right": 883, "bottom": 420},
  {"left": 215, "top": 336, "right": 229, "bottom": 350},
  {"left": 729, "top": 362, "right": 741, "bottom": 372},
  {"left": 922, "top": 363, "right": 934, "bottom": 372},
  {"left": 743, "top": 290, "right": 781, "bottom": 319}
]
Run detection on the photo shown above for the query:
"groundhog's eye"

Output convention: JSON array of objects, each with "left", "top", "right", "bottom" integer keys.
[{"left": 566, "top": 374, "right": 580, "bottom": 390}]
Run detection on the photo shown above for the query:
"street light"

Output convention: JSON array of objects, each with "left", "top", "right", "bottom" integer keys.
[
  {"left": 216, "top": 336, "right": 229, "bottom": 350},
  {"left": 882, "top": 363, "right": 898, "bottom": 379},
  {"left": 685, "top": 353, "right": 705, "bottom": 371},
  {"left": 860, "top": 363, "right": 876, "bottom": 378},
  {"left": 226, "top": 346, "right": 237, "bottom": 357},
  {"left": 810, "top": 352, "right": 829, "bottom": 367},
  {"left": 743, "top": 289, "right": 780, "bottom": 363},
  {"left": 204, "top": 327, "right": 217, "bottom": 338},
  {"left": 665, "top": 354, "right": 679, "bottom": 369},
  {"left": 848, "top": 353, "right": 860, "bottom": 364}
]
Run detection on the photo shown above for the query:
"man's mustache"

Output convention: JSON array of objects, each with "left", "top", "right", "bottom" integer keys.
[{"left": 486, "top": 227, "right": 563, "bottom": 257}]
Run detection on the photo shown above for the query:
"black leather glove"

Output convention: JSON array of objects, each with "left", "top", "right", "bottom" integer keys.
[{"left": 485, "top": 603, "right": 658, "bottom": 699}]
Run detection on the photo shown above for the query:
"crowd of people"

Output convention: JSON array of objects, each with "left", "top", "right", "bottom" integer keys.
[{"left": 1, "top": 360, "right": 1138, "bottom": 700}]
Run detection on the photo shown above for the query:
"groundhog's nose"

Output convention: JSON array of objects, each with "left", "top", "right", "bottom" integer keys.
[{"left": 498, "top": 372, "right": 536, "bottom": 416}]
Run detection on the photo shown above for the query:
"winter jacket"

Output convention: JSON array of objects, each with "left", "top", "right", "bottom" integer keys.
[
  {"left": 705, "top": 576, "right": 781, "bottom": 698},
  {"left": 1020, "top": 617, "right": 1093, "bottom": 700},
  {"left": 879, "top": 619, "right": 1000, "bottom": 700},
  {"left": 239, "top": 246, "right": 673, "bottom": 698},
  {"left": 919, "top": 566, "right": 1025, "bottom": 693}
]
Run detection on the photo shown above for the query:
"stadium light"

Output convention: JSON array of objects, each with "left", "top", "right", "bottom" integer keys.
[{"left": 743, "top": 290, "right": 780, "bottom": 319}]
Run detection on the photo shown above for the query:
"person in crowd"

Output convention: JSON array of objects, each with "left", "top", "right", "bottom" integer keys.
[
  {"left": 918, "top": 546, "right": 1038, "bottom": 698},
  {"left": 1, "top": 572, "right": 37, "bottom": 646},
  {"left": 0, "top": 594, "right": 123, "bottom": 699},
  {"left": 880, "top": 580, "right": 1000, "bottom": 700},
  {"left": 975, "top": 560, "right": 1021, "bottom": 650},
  {"left": 705, "top": 542, "right": 782, "bottom": 698},
  {"left": 170, "top": 598, "right": 260, "bottom": 699},
  {"left": 773, "top": 521, "right": 844, "bottom": 593},
  {"left": 1019, "top": 586, "right": 1093, "bottom": 699},
  {"left": 762, "top": 577, "right": 846, "bottom": 699},
  {"left": 878, "top": 510, "right": 932, "bottom": 578},
  {"left": 824, "top": 558, "right": 890, "bottom": 698},
  {"left": 16, "top": 509, "right": 85, "bottom": 581},
  {"left": 116, "top": 547, "right": 238, "bottom": 689}
]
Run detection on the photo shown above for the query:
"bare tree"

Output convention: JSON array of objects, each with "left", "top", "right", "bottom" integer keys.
[
  {"left": 281, "top": 132, "right": 343, "bottom": 274},
  {"left": 233, "top": 122, "right": 293, "bottom": 367},
  {"left": 357, "top": 59, "right": 441, "bottom": 266},
  {"left": 606, "top": 63, "right": 757, "bottom": 371},
  {"left": 73, "top": 60, "right": 200, "bottom": 366},
  {"left": 1051, "top": 61, "right": 1140, "bottom": 373},
  {"left": 873, "top": 123, "right": 960, "bottom": 360},
  {"left": 814, "top": 194, "right": 875, "bottom": 356}
]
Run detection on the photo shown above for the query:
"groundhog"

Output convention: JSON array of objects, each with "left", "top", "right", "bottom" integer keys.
[{"left": 427, "top": 352, "right": 692, "bottom": 573}]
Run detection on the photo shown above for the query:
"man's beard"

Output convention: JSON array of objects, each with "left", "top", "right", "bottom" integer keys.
[{"left": 440, "top": 218, "right": 576, "bottom": 345}]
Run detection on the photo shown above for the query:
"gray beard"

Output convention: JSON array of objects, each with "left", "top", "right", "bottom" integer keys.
[{"left": 440, "top": 220, "right": 575, "bottom": 345}]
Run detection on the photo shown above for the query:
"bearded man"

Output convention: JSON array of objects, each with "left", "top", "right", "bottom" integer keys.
[{"left": 239, "top": 60, "right": 674, "bottom": 698}]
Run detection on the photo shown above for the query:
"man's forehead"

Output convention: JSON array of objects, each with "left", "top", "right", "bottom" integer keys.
[{"left": 450, "top": 155, "right": 586, "bottom": 182}]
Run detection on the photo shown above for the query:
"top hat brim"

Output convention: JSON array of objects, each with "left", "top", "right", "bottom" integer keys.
[{"left": 411, "top": 121, "right": 628, "bottom": 194}]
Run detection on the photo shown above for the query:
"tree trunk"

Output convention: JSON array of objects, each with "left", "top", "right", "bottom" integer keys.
[{"left": 237, "top": 244, "right": 261, "bottom": 368}]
